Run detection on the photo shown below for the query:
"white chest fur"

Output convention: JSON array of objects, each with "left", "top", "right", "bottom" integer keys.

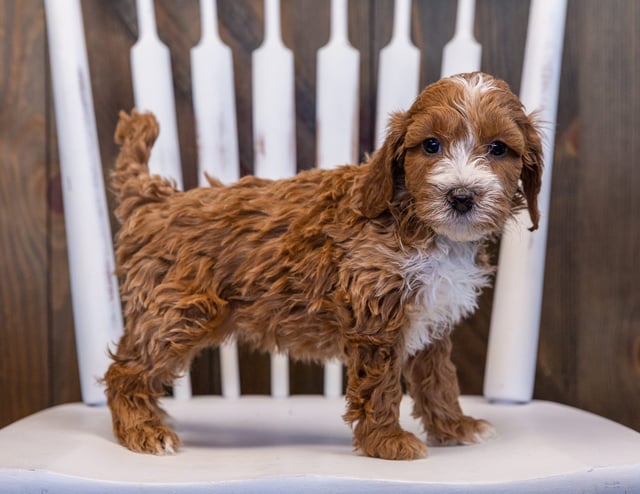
[{"left": 402, "top": 238, "right": 493, "bottom": 356}]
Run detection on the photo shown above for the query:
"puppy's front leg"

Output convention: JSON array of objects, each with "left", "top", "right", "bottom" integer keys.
[
  {"left": 403, "top": 335, "right": 495, "bottom": 446},
  {"left": 344, "top": 340, "right": 427, "bottom": 460}
]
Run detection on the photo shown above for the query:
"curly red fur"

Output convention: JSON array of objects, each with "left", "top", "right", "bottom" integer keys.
[{"left": 105, "top": 73, "right": 542, "bottom": 460}]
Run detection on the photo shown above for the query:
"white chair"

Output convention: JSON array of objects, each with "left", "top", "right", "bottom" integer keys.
[{"left": 1, "top": 0, "right": 639, "bottom": 492}]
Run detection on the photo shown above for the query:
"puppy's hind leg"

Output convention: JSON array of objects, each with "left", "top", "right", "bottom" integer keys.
[
  {"left": 105, "top": 339, "right": 182, "bottom": 455},
  {"left": 105, "top": 291, "right": 229, "bottom": 455}
]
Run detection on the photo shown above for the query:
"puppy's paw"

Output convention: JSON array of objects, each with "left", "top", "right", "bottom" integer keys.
[
  {"left": 118, "top": 423, "right": 181, "bottom": 455},
  {"left": 427, "top": 416, "right": 496, "bottom": 446},
  {"left": 466, "top": 418, "right": 497, "bottom": 444},
  {"left": 360, "top": 428, "right": 427, "bottom": 461}
]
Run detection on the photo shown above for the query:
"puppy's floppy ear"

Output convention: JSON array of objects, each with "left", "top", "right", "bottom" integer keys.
[
  {"left": 357, "top": 111, "right": 409, "bottom": 218},
  {"left": 520, "top": 113, "right": 544, "bottom": 231}
]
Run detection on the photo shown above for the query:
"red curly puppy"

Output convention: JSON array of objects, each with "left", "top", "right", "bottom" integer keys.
[{"left": 105, "top": 72, "right": 542, "bottom": 460}]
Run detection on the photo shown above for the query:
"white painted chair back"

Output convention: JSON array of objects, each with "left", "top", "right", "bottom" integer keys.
[
  {"left": 3, "top": 2, "right": 640, "bottom": 493},
  {"left": 44, "top": 0, "right": 565, "bottom": 405}
]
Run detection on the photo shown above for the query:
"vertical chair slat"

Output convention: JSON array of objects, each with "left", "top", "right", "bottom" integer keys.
[
  {"left": 252, "top": 0, "right": 297, "bottom": 180},
  {"left": 270, "top": 353, "right": 290, "bottom": 399},
  {"left": 374, "top": 0, "right": 420, "bottom": 148},
  {"left": 323, "top": 363, "right": 343, "bottom": 399},
  {"left": 484, "top": 0, "right": 568, "bottom": 403},
  {"left": 192, "top": 0, "right": 240, "bottom": 187},
  {"left": 252, "top": 0, "right": 296, "bottom": 397},
  {"left": 131, "top": 0, "right": 184, "bottom": 190},
  {"left": 191, "top": 0, "right": 242, "bottom": 399},
  {"left": 219, "top": 343, "right": 241, "bottom": 399},
  {"left": 44, "top": 0, "right": 124, "bottom": 405},
  {"left": 316, "top": 0, "right": 360, "bottom": 397},
  {"left": 440, "top": 0, "right": 481, "bottom": 77},
  {"left": 316, "top": 0, "right": 359, "bottom": 169},
  {"left": 132, "top": 0, "right": 191, "bottom": 399}
]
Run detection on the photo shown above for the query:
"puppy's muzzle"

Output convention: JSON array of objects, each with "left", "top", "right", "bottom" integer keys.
[{"left": 447, "top": 188, "right": 476, "bottom": 214}]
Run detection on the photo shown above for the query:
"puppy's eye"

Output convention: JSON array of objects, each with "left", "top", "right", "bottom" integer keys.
[
  {"left": 488, "top": 141, "right": 508, "bottom": 157},
  {"left": 422, "top": 138, "right": 441, "bottom": 154}
]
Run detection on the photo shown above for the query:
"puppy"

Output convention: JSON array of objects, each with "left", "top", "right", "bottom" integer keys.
[{"left": 105, "top": 72, "right": 542, "bottom": 460}]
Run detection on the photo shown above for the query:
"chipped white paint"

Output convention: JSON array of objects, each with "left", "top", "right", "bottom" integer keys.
[
  {"left": 316, "top": 0, "right": 359, "bottom": 170},
  {"left": 131, "top": 0, "right": 184, "bottom": 190},
  {"left": 316, "top": 0, "right": 359, "bottom": 396},
  {"left": 485, "top": 0, "right": 567, "bottom": 404},
  {"left": 132, "top": 0, "right": 191, "bottom": 399},
  {"left": 191, "top": 0, "right": 240, "bottom": 187},
  {"left": 44, "top": 0, "right": 124, "bottom": 404},
  {"left": 374, "top": 0, "right": 420, "bottom": 149},
  {"left": 252, "top": 0, "right": 294, "bottom": 396},
  {"left": 252, "top": 0, "right": 296, "bottom": 181},
  {"left": 441, "top": 0, "right": 482, "bottom": 78},
  {"left": 191, "top": 0, "right": 241, "bottom": 399}
]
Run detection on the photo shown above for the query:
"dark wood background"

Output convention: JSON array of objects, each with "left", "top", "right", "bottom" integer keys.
[{"left": 1, "top": 0, "right": 639, "bottom": 432}]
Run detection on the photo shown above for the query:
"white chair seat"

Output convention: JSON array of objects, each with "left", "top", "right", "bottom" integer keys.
[{"left": 1, "top": 395, "right": 639, "bottom": 493}]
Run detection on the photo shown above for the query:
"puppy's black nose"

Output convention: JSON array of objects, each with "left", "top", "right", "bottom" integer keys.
[{"left": 447, "top": 189, "right": 475, "bottom": 213}]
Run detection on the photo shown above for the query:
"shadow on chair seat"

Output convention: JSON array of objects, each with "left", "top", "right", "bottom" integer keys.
[
  {"left": 171, "top": 396, "right": 353, "bottom": 448},
  {"left": 1, "top": 395, "right": 639, "bottom": 493}
]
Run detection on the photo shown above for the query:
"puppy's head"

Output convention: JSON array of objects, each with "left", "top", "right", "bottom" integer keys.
[{"left": 359, "top": 72, "right": 543, "bottom": 242}]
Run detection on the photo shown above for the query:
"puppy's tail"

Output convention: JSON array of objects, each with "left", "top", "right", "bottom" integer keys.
[{"left": 112, "top": 110, "right": 176, "bottom": 222}]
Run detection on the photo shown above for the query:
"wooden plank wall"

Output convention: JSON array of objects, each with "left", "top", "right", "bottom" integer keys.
[{"left": 1, "top": 0, "right": 638, "bottom": 432}]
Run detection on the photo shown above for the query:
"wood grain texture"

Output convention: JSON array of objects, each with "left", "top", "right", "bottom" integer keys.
[
  {"left": 47, "top": 98, "right": 82, "bottom": 406},
  {"left": 572, "top": 0, "right": 640, "bottom": 426},
  {"left": 535, "top": 0, "right": 581, "bottom": 406},
  {"left": 0, "top": 0, "right": 638, "bottom": 432},
  {"left": 0, "top": 1, "right": 49, "bottom": 424}
]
